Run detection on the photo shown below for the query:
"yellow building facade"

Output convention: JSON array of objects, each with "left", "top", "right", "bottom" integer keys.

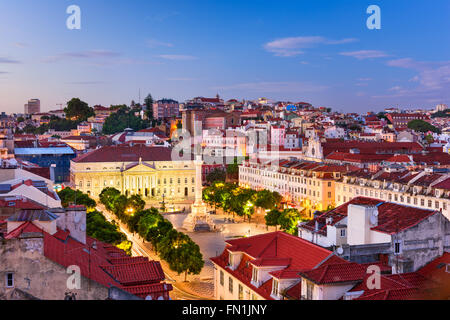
[{"left": 70, "top": 145, "right": 196, "bottom": 211}]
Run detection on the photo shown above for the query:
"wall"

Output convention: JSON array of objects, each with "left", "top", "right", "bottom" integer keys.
[
  {"left": 392, "top": 212, "right": 450, "bottom": 273},
  {"left": 0, "top": 237, "right": 108, "bottom": 300},
  {"left": 214, "top": 266, "right": 264, "bottom": 301}
]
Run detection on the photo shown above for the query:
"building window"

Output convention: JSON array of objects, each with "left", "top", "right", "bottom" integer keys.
[
  {"left": 220, "top": 270, "right": 224, "bottom": 286},
  {"left": 229, "top": 277, "right": 233, "bottom": 294},
  {"left": 238, "top": 284, "right": 244, "bottom": 300},
  {"left": 340, "top": 229, "right": 346, "bottom": 237},
  {"left": 394, "top": 241, "right": 402, "bottom": 255},
  {"left": 5, "top": 273, "right": 14, "bottom": 288}
]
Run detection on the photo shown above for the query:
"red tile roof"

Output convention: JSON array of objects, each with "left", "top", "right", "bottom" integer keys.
[
  {"left": 211, "top": 232, "right": 334, "bottom": 300},
  {"left": 5, "top": 221, "right": 172, "bottom": 299},
  {"left": 300, "top": 197, "right": 437, "bottom": 236},
  {"left": 299, "top": 262, "right": 367, "bottom": 285},
  {"left": 101, "top": 261, "right": 165, "bottom": 286},
  {"left": 72, "top": 145, "right": 174, "bottom": 163}
]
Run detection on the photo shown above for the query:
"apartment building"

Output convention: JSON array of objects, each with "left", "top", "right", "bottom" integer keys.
[
  {"left": 239, "top": 159, "right": 354, "bottom": 215},
  {"left": 24, "top": 99, "right": 40, "bottom": 115},
  {"left": 335, "top": 167, "right": 450, "bottom": 220},
  {"left": 152, "top": 99, "right": 180, "bottom": 120},
  {"left": 298, "top": 196, "right": 450, "bottom": 274}
]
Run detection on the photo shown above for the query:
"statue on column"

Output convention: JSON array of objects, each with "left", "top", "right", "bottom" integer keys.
[{"left": 182, "top": 153, "right": 215, "bottom": 232}]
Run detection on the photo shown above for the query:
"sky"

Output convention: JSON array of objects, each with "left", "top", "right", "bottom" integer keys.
[{"left": 0, "top": 0, "right": 449, "bottom": 114}]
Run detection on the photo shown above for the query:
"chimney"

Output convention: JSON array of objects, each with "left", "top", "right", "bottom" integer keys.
[
  {"left": 347, "top": 204, "right": 379, "bottom": 245},
  {"left": 57, "top": 205, "right": 87, "bottom": 244}
]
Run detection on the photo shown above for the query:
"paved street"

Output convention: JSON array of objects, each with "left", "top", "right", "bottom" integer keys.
[{"left": 96, "top": 204, "right": 274, "bottom": 300}]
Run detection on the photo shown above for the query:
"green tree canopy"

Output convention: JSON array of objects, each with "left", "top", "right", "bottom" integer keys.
[
  {"left": 408, "top": 119, "right": 441, "bottom": 134},
  {"left": 102, "top": 107, "right": 150, "bottom": 134},
  {"left": 265, "top": 209, "right": 282, "bottom": 229},
  {"left": 57, "top": 188, "right": 96, "bottom": 209},
  {"left": 86, "top": 210, "right": 127, "bottom": 245},
  {"left": 65, "top": 98, "right": 94, "bottom": 121},
  {"left": 159, "top": 229, "right": 204, "bottom": 281},
  {"left": 278, "top": 208, "right": 303, "bottom": 235},
  {"left": 206, "top": 168, "right": 226, "bottom": 184},
  {"left": 144, "top": 94, "right": 154, "bottom": 120}
]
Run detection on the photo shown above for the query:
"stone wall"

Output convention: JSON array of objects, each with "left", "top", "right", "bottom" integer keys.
[{"left": 0, "top": 236, "right": 108, "bottom": 300}]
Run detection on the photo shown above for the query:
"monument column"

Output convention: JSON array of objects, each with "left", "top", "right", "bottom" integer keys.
[{"left": 194, "top": 155, "right": 203, "bottom": 205}]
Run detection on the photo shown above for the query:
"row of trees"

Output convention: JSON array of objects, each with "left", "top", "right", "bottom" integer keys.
[
  {"left": 407, "top": 119, "right": 441, "bottom": 134},
  {"left": 264, "top": 208, "right": 308, "bottom": 235},
  {"left": 202, "top": 182, "right": 282, "bottom": 222},
  {"left": 57, "top": 188, "right": 132, "bottom": 255},
  {"left": 99, "top": 187, "right": 204, "bottom": 281},
  {"left": 202, "top": 182, "right": 307, "bottom": 234}
]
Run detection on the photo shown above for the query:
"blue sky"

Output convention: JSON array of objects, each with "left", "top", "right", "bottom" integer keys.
[{"left": 0, "top": 0, "right": 449, "bottom": 114}]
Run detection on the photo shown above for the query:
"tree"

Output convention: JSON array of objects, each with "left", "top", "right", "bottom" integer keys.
[
  {"left": 278, "top": 209, "right": 303, "bottom": 235},
  {"left": 65, "top": 98, "right": 94, "bottom": 121},
  {"left": 57, "top": 188, "right": 96, "bottom": 209},
  {"left": 255, "top": 190, "right": 279, "bottom": 210},
  {"left": 408, "top": 120, "right": 441, "bottom": 134},
  {"left": 99, "top": 188, "right": 121, "bottom": 211},
  {"left": 17, "top": 117, "right": 25, "bottom": 123},
  {"left": 116, "top": 240, "right": 133, "bottom": 256},
  {"left": 86, "top": 210, "right": 127, "bottom": 245},
  {"left": 431, "top": 109, "right": 450, "bottom": 118},
  {"left": 102, "top": 107, "right": 150, "bottom": 134},
  {"left": 265, "top": 209, "right": 282, "bottom": 230},
  {"left": 144, "top": 94, "right": 154, "bottom": 120},
  {"left": 127, "top": 194, "right": 145, "bottom": 213},
  {"left": 159, "top": 230, "right": 204, "bottom": 282},
  {"left": 425, "top": 134, "right": 434, "bottom": 144},
  {"left": 206, "top": 168, "right": 226, "bottom": 184}
]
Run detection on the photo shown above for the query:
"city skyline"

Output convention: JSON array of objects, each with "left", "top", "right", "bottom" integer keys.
[{"left": 0, "top": 0, "right": 449, "bottom": 113}]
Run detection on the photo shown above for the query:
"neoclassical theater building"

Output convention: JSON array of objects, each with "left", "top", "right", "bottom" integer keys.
[{"left": 70, "top": 145, "right": 196, "bottom": 211}]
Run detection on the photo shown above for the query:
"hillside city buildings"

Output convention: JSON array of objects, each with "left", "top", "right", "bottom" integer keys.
[{"left": 1, "top": 96, "right": 449, "bottom": 300}]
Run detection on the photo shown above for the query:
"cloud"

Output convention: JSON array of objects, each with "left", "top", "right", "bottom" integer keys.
[
  {"left": 146, "top": 39, "right": 174, "bottom": 48},
  {"left": 65, "top": 81, "right": 106, "bottom": 85},
  {"left": 13, "top": 42, "right": 28, "bottom": 48},
  {"left": 158, "top": 55, "right": 197, "bottom": 61},
  {"left": 0, "top": 71, "right": 9, "bottom": 74},
  {"left": 340, "top": 50, "right": 389, "bottom": 60},
  {"left": 264, "top": 36, "right": 358, "bottom": 57},
  {"left": 357, "top": 78, "right": 372, "bottom": 81},
  {"left": 388, "top": 86, "right": 403, "bottom": 92},
  {"left": 167, "top": 77, "right": 196, "bottom": 81},
  {"left": 213, "top": 81, "right": 328, "bottom": 93},
  {"left": 386, "top": 58, "right": 450, "bottom": 92},
  {"left": 43, "top": 50, "right": 121, "bottom": 63},
  {"left": 326, "top": 38, "right": 359, "bottom": 45},
  {"left": 0, "top": 57, "right": 21, "bottom": 64}
]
